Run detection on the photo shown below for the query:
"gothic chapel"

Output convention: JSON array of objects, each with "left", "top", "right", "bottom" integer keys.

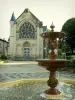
[{"left": 8, "top": 8, "right": 46, "bottom": 60}]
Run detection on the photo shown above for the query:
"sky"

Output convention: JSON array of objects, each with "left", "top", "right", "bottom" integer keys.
[{"left": 0, "top": 0, "right": 75, "bottom": 40}]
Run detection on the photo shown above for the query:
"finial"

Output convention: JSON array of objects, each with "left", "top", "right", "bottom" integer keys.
[
  {"left": 24, "top": 8, "right": 29, "bottom": 13},
  {"left": 50, "top": 22, "right": 55, "bottom": 32}
]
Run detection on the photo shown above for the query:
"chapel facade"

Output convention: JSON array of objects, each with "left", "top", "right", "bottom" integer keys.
[{"left": 8, "top": 8, "right": 47, "bottom": 60}]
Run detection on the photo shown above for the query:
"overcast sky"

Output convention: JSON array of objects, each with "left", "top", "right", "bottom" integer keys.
[{"left": 0, "top": 0, "right": 75, "bottom": 40}]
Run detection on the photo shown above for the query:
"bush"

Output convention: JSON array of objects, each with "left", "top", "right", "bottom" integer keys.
[
  {"left": 0, "top": 55, "right": 7, "bottom": 60},
  {"left": 71, "top": 58, "right": 75, "bottom": 67},
  {"left": 66, "top": 56, "right": 72, "bottom": 59}
]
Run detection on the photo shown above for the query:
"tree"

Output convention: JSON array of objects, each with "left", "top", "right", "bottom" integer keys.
[{"left": 61, "top": 18, "right": 75, "bottom": 54}]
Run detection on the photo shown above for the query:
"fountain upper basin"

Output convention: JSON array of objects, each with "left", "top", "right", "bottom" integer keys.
[
  {"left": 40, "top": 31, "right": 64, "bottom": 39},
  {"left": 36, "top": 59, "right": 71, "bottom": 69}
]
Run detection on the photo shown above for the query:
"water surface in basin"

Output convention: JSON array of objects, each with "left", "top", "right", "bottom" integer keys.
[{"left": 0, "top": 81, "right": 75, "bottom": 100}]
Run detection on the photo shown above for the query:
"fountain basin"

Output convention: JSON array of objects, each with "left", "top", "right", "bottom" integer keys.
[
  {"left": 36, "top": 59, "right": 71, "bottom": 68},
  {"left": 40, "top": 31, "right": 64, "bottom": 38},
  {"left": 0, "top": 79, "right": 75, "bottom": 100}
]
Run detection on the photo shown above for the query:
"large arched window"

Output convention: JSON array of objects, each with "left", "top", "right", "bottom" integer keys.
[{"left": 19, "top": 22, "right": 35, "bottom": 38}]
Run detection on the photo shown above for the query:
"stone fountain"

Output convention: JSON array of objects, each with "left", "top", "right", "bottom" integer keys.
[{"left": 36, "top": 22, "right": 71, "bottom": 100}]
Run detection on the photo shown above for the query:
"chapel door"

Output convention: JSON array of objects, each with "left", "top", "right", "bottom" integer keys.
[{"left": 24, "top": 48, "right": 30, "bottom": 56}]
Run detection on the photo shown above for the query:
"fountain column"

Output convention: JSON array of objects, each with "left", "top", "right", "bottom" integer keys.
[{"left": 45, "top": 67, "right": 60, "bottom": 95}]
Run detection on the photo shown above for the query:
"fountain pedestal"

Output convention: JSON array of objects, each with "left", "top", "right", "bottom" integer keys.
[{"left": 45, "top": 69, "right": 59, "bottom": 95}]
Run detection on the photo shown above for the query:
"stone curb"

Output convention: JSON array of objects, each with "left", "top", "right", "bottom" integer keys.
[
  {"left": 0, "top": 61, "right": 4, "bottom": 64},
  {"left": 0, "top": 61, "right": 38, "bottom": 65},
  {"left": 0, "top": 78, "right": 75, "bottom": 87},
  {"left": 0, "top": 78, "right": 48, "bottom": 87}
]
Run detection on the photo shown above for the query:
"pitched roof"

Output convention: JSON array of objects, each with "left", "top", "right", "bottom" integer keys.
[
  {"left": 0, "top": 38, "right": 9, "bottom": 43},
  {"left": 16, "top": 8, "right": 40, "bottom": 22}
]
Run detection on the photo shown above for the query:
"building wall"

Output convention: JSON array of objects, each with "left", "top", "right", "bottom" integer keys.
[{"left": 0, "top": 39, "right": 9, "bottom": 56}]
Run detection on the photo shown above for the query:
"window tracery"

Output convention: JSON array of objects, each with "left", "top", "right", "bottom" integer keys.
[{"left": 19, "top": 22, "right": 35, "bottom": 38}]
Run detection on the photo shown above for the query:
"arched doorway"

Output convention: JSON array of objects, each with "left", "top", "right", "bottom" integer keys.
[{"left": 23, "top": 42, "right": 30, "bottom": 56}]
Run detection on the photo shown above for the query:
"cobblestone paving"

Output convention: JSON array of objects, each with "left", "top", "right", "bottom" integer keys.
[
  {"left": 0, "top": 72, "right": 49, "bottom": 82},
  {"left": 0, "top": 62, "right": 75, "bottom": 82},
  {"left": 0, "top": 63, "right": 49, "bottom": 82}
]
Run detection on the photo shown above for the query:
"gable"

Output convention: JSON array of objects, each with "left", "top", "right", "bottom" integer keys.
[{"left": 15, "top": 8, "right": 40, "bottom": 25}]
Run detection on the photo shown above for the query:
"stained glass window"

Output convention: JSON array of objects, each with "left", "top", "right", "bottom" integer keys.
[{"left": 19, "top": 22, "right": 35, "bottom": 38}]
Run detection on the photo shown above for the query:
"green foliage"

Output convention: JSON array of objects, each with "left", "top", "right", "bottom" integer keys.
[
  {"left": 58, "top": 38, "right": 70, "bottom": 54},
  {"left": 57, "top": 49, "right": 62, "bottom": 57},
  {"left": 62, "top": 43, "right": 67, "bottom": 52},
  {"left": 62, "top": 18, "right": 75, "bottom": 37},
  {"left": 56, "top": 49, "right": 66, "bottom": 59},
  {"left": 58, "top": 39, "right": 62, "bottom": 49},
  {"left": 70, "top": 59, "right": 75, "bottom": 67},
  {"left": 0, "top": 55, "right": 7, "bottom": 60},
  {"left": 61, "top": 18, "right": 75, "bottom": 53},
  {"left": 66, "top": 56, "right": 72, "bottom": 59}
]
